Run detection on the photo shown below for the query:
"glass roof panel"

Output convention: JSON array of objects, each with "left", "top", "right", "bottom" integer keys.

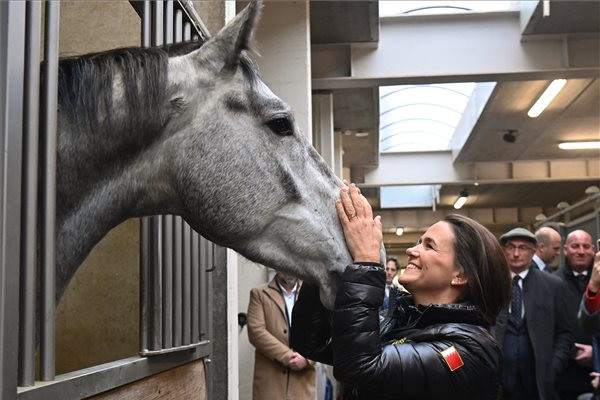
[
  {"left": 379, "top": 83, "right": 475, "bottom": 153},
  {"left": 381, "top": 185, "right": 439, "bottom": 208},
  {"left": 380, "top": 1, "right": 515, "bottom": 17}
]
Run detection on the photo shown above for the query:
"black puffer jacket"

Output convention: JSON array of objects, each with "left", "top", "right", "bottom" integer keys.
[{"left": 291, "top": 263, "right": 502, "bottom": 400}]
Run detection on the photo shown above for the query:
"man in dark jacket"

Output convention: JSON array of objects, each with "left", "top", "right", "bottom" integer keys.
[
  {"left": 554, "top": 229, "right": 596, "bottom": 399},
  {"left": 493, "top": 227, "right": 573, "bottom": 400}
]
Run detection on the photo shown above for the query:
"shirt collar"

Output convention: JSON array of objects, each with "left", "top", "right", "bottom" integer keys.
[{"left": 511, "top": 269, "right": 530, "bottom": 280}]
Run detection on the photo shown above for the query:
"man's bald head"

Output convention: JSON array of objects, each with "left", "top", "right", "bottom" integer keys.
[
  {"left": 564, "top": 229, "right": 595, "bottom": 273},
  {"left": 535, "top": 226, "right": 562, "bottom": 265}
]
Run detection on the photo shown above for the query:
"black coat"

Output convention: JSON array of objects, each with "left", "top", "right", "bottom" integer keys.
[
  {"left": 553, "top": 264, "right": 594, "bottom": 394},
  {"left": 492, "top": 267, "right": 574, "bottom": 400},
  {"left": 291, "top": 263, "right": 502, "bottom": 400}
]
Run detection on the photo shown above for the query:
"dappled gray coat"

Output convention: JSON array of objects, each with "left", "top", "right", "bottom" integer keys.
[{"left": 247, "top": 278, "right": 316, "bottom": 400}]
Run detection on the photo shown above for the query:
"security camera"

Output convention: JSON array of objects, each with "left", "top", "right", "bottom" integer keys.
[{"left": 502, "top": 129, "right": 518, "bottom": 143}]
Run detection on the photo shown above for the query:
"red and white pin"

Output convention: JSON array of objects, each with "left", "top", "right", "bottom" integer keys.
[{"left": 440, "top": 346, "right": 464, "bottom": 371}]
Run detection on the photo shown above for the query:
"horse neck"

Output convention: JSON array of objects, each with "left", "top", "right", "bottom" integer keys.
[{"left": 54, "top": 117, "right": 178, "bottom": 301}]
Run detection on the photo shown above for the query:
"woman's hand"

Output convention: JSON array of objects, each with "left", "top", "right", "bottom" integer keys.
[{"left": 335, "top": 182, "right": 383, "bottom": 264}]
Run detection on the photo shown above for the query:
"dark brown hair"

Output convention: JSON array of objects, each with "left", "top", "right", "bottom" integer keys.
[{"left": 443, "top": 214, "right": 511, "bottom": 326}]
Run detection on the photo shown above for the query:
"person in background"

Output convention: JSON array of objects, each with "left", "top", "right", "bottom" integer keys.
[
  {"left": 381, "top": 256, "right": 399, "bottom": 311},
  {"left": 247, "top": 272, "right": 316, "bottom": 400},
  {"left": 554, "top": 230, "right": 596, "bottom": 400},
  {"left": 578, "top": 248, "right": 600, "bottom": 399},
  {"left": 492, "top": 227, "right": 573, "bottom": 400},
  {"left": 533, "top": 226, "right": 562, "bottom": 272},
  {"left": 292, "top": 183, "right": 512, "bottom": 399}
]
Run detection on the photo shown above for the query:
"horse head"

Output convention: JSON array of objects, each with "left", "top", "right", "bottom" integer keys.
[
  {"left": 56, "top": 0, "right": 353, "bottom": 309},
  {"left": 166, "top": 1, "right": 352, "bottom": 308}
]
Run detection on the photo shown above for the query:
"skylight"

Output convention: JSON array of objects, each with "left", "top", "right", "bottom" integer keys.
[
  {"left": 379, "top": 83, "right": 475, "bottom": 153},
  {"left": 380, "top": 1, "right": 515, "bottom": 17}
]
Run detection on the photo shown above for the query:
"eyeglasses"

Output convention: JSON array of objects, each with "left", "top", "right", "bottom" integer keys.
[{"left": 504, "top": 244, "right": 534, "bottom": 253}]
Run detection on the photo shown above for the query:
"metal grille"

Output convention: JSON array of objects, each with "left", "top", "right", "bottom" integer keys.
[{"left": 0, "top": 1, "right": 217, "bottom": 399}]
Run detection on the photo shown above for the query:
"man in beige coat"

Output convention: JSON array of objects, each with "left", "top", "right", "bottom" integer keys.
[{"left": 247, "top": 272, "right": 316, "bottom": 400}]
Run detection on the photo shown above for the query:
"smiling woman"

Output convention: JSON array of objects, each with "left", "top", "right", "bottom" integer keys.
[{"left": 291, "top": 184, "right": 512, "bottom": 400}]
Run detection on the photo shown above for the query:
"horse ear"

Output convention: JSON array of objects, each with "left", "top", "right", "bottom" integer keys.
[{"left": 194, "top": 0, "right": 262, "bottom": 72}]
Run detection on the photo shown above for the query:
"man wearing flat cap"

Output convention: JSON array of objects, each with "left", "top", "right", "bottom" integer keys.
[{"left": 493, "top": 227, "right": 574, "bottom": 400}]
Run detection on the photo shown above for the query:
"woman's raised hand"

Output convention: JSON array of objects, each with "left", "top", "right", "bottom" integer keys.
[{"left": 335, "top": 181, "right": 383, "bottom": 264}]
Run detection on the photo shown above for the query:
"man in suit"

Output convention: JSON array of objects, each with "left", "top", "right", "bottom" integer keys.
[
  {"left": 493, "top": 228, "right": 573, "bottom": 400},
  {"left": 381, "top": 256, "right": 399, "bottom": 311},
  {"left": 554, "top": 229, "right": 596, "bottom": 399},
  {"left": 532, "top": 226, "right": 562, "bottom": 272},
  {"left": 247, "top": 272, "right": 316, "bottom": 400}
]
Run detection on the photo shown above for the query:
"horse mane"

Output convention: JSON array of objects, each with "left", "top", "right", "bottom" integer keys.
[
  {"left": 58, "top": 41, "right": 208, "bottom": 141},
  {"left": 57, "top": 40, "right": 259, "bottom": 141}
]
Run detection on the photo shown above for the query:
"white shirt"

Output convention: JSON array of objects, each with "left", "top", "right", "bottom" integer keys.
[
  {"left": 532, "top": 254, "right": 546, "bottom": 271},
  {"left": 509, "top": 269, "right": 529, "bottom": 318},
  {"left": 278, "top": 283, "right": 298, "bottom": 327}
]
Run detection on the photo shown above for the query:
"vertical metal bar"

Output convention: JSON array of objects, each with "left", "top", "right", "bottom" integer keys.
[
  {"left": 161, "top": 215, "right": 173, "bottom": 349},
  {"left": 40, "top": 0, "right": 60, "bottom": 382},
  {"left": 191, "top": 231, "right": 199, "bottom": 343},
  {"left": 164, "top": 1, "right": 173, "bottom": 45},
  {"left": 182, "top": 223, "right": 191, "bottom": 345},
  {"left": 172, "top": 216, "right": 183, "bottom": 347},
  {"left": 139, "top": 0, "right": 151, "bottom": 354},
  {"left": 18, "top": 0, "right": 41, "bottom": 387},
  {"left": 0, "top": 2, "right": 26, "bottom": 398},
  {"left": 199, "top": 237, "right": 208, "bottom": 339},
  {"left": 183, "top": 21, "right": 192, "bottom": 41},
  {"left": 151, "top": 0, "right": 163, "bottom": 46},
  {"left": 174, "top": 9, "right": 183, "bottom": 43},
  {"left": 147, "top": 0, "right": 165, "bottom": 352}
]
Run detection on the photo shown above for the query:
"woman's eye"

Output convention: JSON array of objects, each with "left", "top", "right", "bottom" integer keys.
[{"left": 266, "top": 117, "right": 294, "bottom": 136}]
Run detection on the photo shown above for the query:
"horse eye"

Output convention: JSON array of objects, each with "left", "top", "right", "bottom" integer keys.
[{"left": 266, "top": 117, "right": 294, "bottom": 136}]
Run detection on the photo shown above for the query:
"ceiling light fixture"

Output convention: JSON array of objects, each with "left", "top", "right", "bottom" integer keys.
[
  {"left": 354, "top": 131, "right": 370, "bottom": 138},
  {"left": 585, "top": 186, "right": 600, "bottom": 195},
  {"left": 527, "top": 79, "right": 567, "bottom": 118},
  {"left": 395, "top": 227, "right": 404, "bottom": 236},
  {"left": 535, "top": 213, "right": 547, "bottom": 222},
  {"left": 558, "top": 141, "right": 600, "bottom": 150},
  {"left": 453, "top": 190, "right": 468, "bottom": 210},
  {"left": 556, "top": 201, "right": 570, "bottom": 210}
]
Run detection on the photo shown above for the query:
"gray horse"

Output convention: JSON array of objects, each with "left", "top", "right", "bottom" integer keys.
[{"left": 56, "top": 0, "right": 352, "bottom": 309}]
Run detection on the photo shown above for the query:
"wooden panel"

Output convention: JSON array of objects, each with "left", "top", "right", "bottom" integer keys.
[{"left": 89, "top": 360, "right": 206, "bottom": 400}]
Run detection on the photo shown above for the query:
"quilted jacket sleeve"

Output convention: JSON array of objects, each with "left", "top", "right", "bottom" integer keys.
[
  {"left": 331, "top": 264, "right": 501, "bottom": 400},
  {"left": 290, "top": 282, "right": 333, "bottom": 364}
]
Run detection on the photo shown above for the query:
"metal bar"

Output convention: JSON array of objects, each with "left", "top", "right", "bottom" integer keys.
[
  {"left": 191, "top": 231, "right": 200, "bottom": 343},
  {"left": 182, "top": 223, "right": 191, "bottom": 345},
  {"left": 164, "top": 1, "right": 174, "bottom": 45},
  {"left": 18, "top": 0, "right": 41, "bottom": 387},
  {"left": 534, "top": 192, "right": 600, "bottom": 228},
  {"left": 40, "top": 0, "right": 60, "bottom": 382},
  {"left": 0, "top": 2, "right": 26, "bottom": 398},
  {"left": 174, "top": 9, "right": 183, "bottom": 43},
  {"left": 148, "top": 217, "right": 162, "bottom": 351},
  {"left": 172, "top": 216, "right": 183, "bottom": 346},
  {"left": 151, "top": 0, "right": 163, "bottom": 46},
  {"left": 176, "top": 0, "right": 210, "bottom": 40},
  {"left": 140, "top": 340, "right": 208, "bottom": 356},
  {"left": 161, "top": 215, "right": 173, "bottom": 349},
  {"left": 18, "top": 343, "right": 212, "bottom": 400},
  {"left": 199, "top": 237, "right": 209, "bottom": 339},
  {"left": 139, "top": 0, "right": 151, "bottom": 354},
  {"left": 183, "top": 20, "right": 192, "bottom": 41},
  {"left": 147, "top": 0, "right": 164, "bottom": 352}
]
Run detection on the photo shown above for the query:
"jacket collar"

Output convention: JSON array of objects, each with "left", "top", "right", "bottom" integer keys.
[{"left": 394, "top": 292, "right": 488, "bottom": 329}]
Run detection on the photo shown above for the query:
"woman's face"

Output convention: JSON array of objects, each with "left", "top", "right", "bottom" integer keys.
[{"left": 399, "top": 221, "right": 461, "bottom": 298}]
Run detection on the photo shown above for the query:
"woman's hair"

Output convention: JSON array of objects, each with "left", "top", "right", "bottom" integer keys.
[{"left": 443, "top": 214, "right": 511, "bottom": 326}]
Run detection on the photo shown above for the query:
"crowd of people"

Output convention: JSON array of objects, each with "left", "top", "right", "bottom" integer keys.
[{"left": 245, "top": 182, "right": 599, "bottom": 400}]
